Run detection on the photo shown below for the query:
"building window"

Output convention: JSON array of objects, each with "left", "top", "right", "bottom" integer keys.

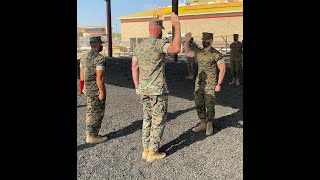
[
  {"left": 130, "top": 38, "right": 137, "bottom": 50},
  {"left": 137, "top": 38, "right": 144, "bottom": 43}
]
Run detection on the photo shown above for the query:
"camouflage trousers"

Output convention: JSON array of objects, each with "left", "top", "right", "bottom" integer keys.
[
  {"left": 85, "top": 96, "right": 106, "bottom": 136},
  {"left": 194, "top": 88, "right": 216, "bottom": 122},
  {"left": 186, "top": 57, "right": 195, "bottom": 76},
  {"left": 141, "top": 93, "right": 168, "bottom": 152},
  {"left": 230, "top": 58, "right": 242, "bottom": 79}
]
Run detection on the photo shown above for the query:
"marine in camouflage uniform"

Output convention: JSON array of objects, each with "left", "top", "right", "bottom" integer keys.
[
  {"left": 79, "top": 36, "right": 108, "bottom": 144},
  {"left": 229, "top": 34, "right": 243, "bottom": 85},
  {"left": 132, "top": 13, "right": 181, "bottom": 162},
  {"left": 185, "top": 37, "right": 197, "bottom": 79},
  {"left": 184, "top": 32, "right": 226, "bottom": 136}
]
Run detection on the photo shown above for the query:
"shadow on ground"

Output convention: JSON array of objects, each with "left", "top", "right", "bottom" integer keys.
[
  {"left": 77, "top": 57, "right": 243, "bottom": 153},
  {"left": 77, "top": 107, "right": 196, "bottom": 151},
  {"left": 160, "top": 109, "right": 242, "bottom": 156}
]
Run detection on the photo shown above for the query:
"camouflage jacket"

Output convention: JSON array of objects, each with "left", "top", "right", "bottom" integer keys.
[
  {"left": 191, "top": 46, "right": 223, "bottom": 90},
  {"left": 80, "top": 50, "right": 106, "bottom": 97},
  {"left": 230, "top": 41, "right": 243, "bottom": 60},
  {"left": 133, "top": 36, "right": 170, "bottom": 96}
]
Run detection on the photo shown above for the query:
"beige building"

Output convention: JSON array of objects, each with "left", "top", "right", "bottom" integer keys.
[
  {"left": 118, "top": 0, "right": 243, "bottom": 50},
  {"left": 77, "top": 26, "right": 107, "bottom": 38},
  {"left": 77, "top": 26, "right": 108, "bottom": 48}
]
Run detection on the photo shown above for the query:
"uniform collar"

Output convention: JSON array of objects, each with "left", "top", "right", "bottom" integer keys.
[
  {"left": 89, "top": 49, "right": 99, "bottom": 55},
  {"left": 201, "top": 46, "right": 213, "bottom": 54}
]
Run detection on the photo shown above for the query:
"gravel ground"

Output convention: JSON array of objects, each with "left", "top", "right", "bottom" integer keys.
[{"left": 77, "top": 58, "right": 243, "bottom": 180}]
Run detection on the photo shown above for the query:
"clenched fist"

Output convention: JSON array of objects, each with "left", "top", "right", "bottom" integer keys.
[
  {"left": 185, "top": 32, "right": 192, "bottom": 42},
  {"left": 170, "top": 12, "right": 180, "bottom": 28}
]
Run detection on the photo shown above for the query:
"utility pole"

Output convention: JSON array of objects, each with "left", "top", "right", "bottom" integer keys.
[
  {"left": 77, "top": 24, "right": 80, "bottom": 51},
  {"left": 115, "top": 23, "right": 118, "bottom": 45},
  {"left": 172, "top": 0, "right": 178, "bottom": 62},
  {"left": 105, "top": 0, "right": 112, "bottom": 57}
]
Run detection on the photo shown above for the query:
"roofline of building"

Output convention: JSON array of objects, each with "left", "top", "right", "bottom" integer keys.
[
  {"left": 120, "top": 13, "right": 242, "bottom": 23},
  {"left": 78, "top": 26, "right": 107, "bottom": 28},
  {"left": 118, "top": 10, "right": 242, "bottom": 20},
  {"left": 82, "top": 33, "right": 107, "bottom": 35},
  {"left": 119, "top": 1, "right": 242, "bottom": 20}
]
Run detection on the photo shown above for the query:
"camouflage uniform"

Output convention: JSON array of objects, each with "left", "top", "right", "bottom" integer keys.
[
  {"left": 189, "top": 32, "right": 224, "bottom": 124},
  {"left": 230, "top": 34, "right": 243, "bottom": 82},
  {"left": 132, "top": 19, "right": 170, "bottom": 152},
  {"left": 80, "top": 37, "right": 106, "bottom": 136},
  {"left": 186, "top": 41, "right": 198, "bottom": 78}
]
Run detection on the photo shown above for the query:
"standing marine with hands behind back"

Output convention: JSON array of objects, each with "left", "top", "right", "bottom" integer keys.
[{"left": 79, "top": 36, "right": 108, "bottom": 144}]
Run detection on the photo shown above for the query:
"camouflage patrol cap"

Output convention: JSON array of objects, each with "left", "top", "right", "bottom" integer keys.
[
  {"left": 89, "top": 36, "right": 105, "bottom": 44},
  {"left": 149, "top": 18, "right": 165, "bottom": 29},
  {"left": 202, "top": 32, "right": 213, "bottom": 40},
  {"left": 233, "top": 34, "right": 239, "bottom": 38}
]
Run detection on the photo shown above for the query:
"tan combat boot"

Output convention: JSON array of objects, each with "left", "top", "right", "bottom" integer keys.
[
  {"left": 185, "top": 75, "right": 191, "bottom": 79},
  {"left": 86, "top": 134, "right": 108, "bottom": 144},
  {"left": 146, "top": 150, "right": 166, "bottom": 163},
  {"left": 189, "top": 75, "right": 194, "bottom": 79},
  {"left": 141, "top": 148, "right": 149, "bottom": 160},
  {"left": 192, "top": 119, "right": 207, "bottom": 132},
  {"left": 236, "top": 78, "right": 240, "bottom": 85},
  {"left": 229, "top": 78, "right": 236, "bottom": 85},
  {"left": 206, "top": 121, "right": 214, "bottom": 136}
]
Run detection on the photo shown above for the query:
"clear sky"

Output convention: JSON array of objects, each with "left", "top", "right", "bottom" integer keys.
[{"left": 77, "top": 0, "right": 185, "bottom": 33}]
